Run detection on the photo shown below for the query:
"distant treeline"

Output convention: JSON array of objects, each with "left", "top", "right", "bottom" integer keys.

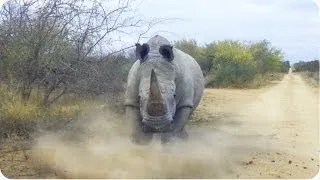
[
  {"left": 174, "top": 39, "right": 290, "bottom": 88},
  {"left": 292, "top": 60, "right": 319, "bottom": 72}
]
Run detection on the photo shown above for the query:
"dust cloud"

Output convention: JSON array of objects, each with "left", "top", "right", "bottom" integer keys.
[{"left": 31, "top": 108, "right": 275, "bottom": 179}]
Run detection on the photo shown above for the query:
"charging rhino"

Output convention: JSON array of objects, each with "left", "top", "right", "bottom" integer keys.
[{"left": 125, "top": 35, "right": 204, "bottom": 144}]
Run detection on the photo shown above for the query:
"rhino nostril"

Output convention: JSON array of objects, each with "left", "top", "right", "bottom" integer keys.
[{"left": 147, "top": 102, "right": 166, "bottom": 116}]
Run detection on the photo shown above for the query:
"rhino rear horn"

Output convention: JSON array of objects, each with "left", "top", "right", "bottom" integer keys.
[{"left": 147, "top": 69, "right": 166, "bottom": 116}]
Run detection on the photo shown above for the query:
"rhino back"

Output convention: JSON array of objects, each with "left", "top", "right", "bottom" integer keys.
[{"left": 172, "top": 48, "right": 204, "bottom": 110}]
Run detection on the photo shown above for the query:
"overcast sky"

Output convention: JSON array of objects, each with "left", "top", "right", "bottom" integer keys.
[
  {"left": 129, "top": 0, "right": 320, "bottom": 63},
  {"left": 0, "top": 0, "right": 318, "bottom": 63}
]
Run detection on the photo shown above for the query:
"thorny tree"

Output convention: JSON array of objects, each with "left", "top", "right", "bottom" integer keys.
[{"left": 0, "top": 0, "right": 162, "bottom": 106}]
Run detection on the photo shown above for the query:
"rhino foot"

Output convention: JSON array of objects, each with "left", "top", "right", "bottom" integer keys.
[
  {"left": 130, "top": 130, "right": 153, "bottom": 145},
  {"left": 160, "top": 132, "right": 174, "bottom": 144},
  {"left": 176, "top": 129, "right": 189, "bottom": 140}
]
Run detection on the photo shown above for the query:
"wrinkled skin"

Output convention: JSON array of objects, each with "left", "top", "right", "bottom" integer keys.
[{"left": 125, "top": 35, "right": 204, "bottom": 144}]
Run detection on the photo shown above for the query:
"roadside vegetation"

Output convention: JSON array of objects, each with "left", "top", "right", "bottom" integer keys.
[
  {"left": 292, "top": 60, "right": 319, "bottom": 87},
  {"left": 0, "top": 0, "right": 145, "bottom": 140},
  {"left": 174, "top": 39, "right": 290, "bottom": 88}
]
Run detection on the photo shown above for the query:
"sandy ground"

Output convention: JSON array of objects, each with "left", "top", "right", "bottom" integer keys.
[
  {"left": 0, "top": 72, "right": 319, "bottom": 179},
  {"left": 192, "top": 72, "right": 319, "bottom": 178}
]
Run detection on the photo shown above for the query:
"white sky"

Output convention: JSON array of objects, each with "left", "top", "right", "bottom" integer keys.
[
  {"left": 131, "top": 0, "right": 320, "bottom": 63},
  {"left": 0, "top": 0, "right": 319, "bottom": 63}
]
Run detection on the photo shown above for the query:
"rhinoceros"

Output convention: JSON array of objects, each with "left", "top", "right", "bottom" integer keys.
[{"left": 124, "top": 35, "right": 204, "bottom": 144}]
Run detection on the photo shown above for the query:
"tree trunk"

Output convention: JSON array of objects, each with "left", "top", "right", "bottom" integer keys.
[
  {"left": 41, "top": 85, "right": 55, "bottom": 107},
  {"left": 41, "top": 82, "right": 67, "bottom": 107},
  {"left": 21, "top": 82, "right": 32, "bottom": 101}
]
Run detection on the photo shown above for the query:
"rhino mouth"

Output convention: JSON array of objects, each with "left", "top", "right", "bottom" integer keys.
[{"left": 142, "top": 114, "right": 174, "bottom": 133}]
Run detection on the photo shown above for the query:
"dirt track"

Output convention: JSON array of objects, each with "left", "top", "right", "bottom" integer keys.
[
  {"left": 0, "top": 72, "right": 319, "bottom": 179},
  {"left": 192, "top": 72, "right": 319, "bottom": 178}
]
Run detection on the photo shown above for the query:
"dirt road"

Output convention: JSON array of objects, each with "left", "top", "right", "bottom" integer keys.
[
  {"left": 0, "top": 72, "right": 319, "bottom": 179},
  {"left": 191, "top": 72, "right": 319, "bottom": 178}
]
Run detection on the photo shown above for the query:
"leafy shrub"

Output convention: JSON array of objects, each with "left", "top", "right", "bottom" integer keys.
[
  {"left": 175, "top": 39, "right": 286, "bottom": 88},
  {"left": 205, "top": 40, "right": 256, "bottom": 88}
]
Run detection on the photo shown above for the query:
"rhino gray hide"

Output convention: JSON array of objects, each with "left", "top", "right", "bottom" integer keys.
[{"left": 125, "top": 35, "right": 204, "bottom": 145}]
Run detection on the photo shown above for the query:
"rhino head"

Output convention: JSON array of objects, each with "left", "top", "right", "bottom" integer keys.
[{"left": 135, "top": 35, "right": 177, "bottom": 133}]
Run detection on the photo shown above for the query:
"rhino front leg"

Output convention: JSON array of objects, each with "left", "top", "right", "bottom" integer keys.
[
  {"left": 126, "top": 106, "right": 153, "bottom": 145},
  {"left": 161, "top": 107, "right": 192, "bottom": 144}
]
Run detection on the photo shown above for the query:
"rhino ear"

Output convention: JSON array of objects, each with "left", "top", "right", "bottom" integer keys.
[
  {"left": 159, "top": 45, "right": 174, "bottom": 61},
  {"left": 136, "top": 43, "right": 149, "bottom": 62}
]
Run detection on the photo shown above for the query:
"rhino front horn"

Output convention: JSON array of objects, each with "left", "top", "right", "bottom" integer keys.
[{"left": 147, "top": 69, "right": 166, "bottom": 116}]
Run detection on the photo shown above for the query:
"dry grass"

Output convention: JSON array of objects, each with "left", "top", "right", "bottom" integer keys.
[
  {"left": 205, "top": 73, "right": 285, "bottom": 89},
  {"left": 245, "top": 73, "right": 285, "bottom": 88},
  {"left": 299, "top": 72, "right": 319, "bottom": 87},
  {"left": 0, "top": 84, "right": 108, "bottom": 139}
]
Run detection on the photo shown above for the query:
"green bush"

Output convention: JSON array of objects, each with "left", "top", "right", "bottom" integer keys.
[
  {"left": 174, "top": 39, "right": 212, "bottom": 74},
  {"left": 205, "top": 40, "right": 256, "bottom": 87},
  {"left": 206, "top": 60, "right": 256, "bottom": 88},
  {"left": 176, "top": 39, "right": 286, "bottom": 88}
]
